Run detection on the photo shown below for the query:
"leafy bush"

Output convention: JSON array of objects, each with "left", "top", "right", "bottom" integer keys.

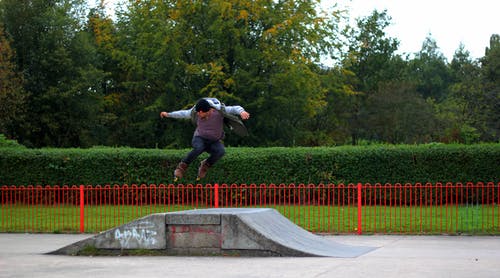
[
  {"left": 0, "top": 134, "right": 25, "bottom": 148},
  {"left": 0, "top": 144, "right": 498, "bottom": 186}
]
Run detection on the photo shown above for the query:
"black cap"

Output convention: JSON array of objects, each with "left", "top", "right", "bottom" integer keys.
[{"left": 195, "top": 98, "right": 211, "bottom": 112}]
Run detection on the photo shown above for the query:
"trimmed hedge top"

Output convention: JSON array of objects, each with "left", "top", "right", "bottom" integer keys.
[{"left": 0, "top": 144, "right": 499, "bottom": 186}]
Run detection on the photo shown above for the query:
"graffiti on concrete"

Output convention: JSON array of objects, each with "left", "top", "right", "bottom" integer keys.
[{"left": 114, "top": 221, "right": 158, "bottom": 248}]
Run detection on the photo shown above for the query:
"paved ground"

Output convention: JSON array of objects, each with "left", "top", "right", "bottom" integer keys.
[{"left": 1, "top": 233, "right": 500, "bottom": 278}]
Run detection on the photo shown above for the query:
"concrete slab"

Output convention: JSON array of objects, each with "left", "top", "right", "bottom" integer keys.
[{"left": 2, "top": 234, "right": 500, "bottom": 278}]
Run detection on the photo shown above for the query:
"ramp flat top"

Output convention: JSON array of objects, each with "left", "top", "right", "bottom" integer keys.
[{"left": 167, "top": 208, "right": 272, "bottom": 214}]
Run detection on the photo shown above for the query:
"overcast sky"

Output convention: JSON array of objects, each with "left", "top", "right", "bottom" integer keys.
[{"left": 329, "top": 0, "right": 499, "bottom": 61}]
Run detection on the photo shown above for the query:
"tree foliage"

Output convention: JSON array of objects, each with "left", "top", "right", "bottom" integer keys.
[
  {"left": 0, "top": 1, "right": 498, "bottom": 148},
  {"left": 480, "top": 35, "right": 500, "bottom": 141},
  {"left": 107, "top": 0, "right": 343, "bottom": 147},
  {"left": 0, "top": 24, "right": 28, "bottom": 137},
  {"left": 0, "top": 0, "right": 106, "bottom": 147}
]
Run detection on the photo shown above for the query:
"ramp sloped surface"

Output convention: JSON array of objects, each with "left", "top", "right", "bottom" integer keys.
[{"left": 232, "top": 208, "right": 374, "bottom": 257}]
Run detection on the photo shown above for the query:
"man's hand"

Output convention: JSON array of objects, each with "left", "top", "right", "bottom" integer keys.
[
  {"left": 160, "top": 111, "right": 168, "bottom": 118},
  {"left": 240, "top": 111, "right": 250, "bottom": 120}
]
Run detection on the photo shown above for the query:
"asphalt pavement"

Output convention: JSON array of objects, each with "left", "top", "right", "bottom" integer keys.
[{"left": 1, "top": 233, "right": 500, "bottom": 278}]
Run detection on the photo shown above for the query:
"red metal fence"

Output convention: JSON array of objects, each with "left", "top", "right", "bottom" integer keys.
[{"left": 1, "top": 182, "right": 499, "bottom": 234}]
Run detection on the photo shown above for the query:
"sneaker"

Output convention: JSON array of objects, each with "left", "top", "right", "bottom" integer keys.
[
  {"left": 174, "top": 162, "right": 188, "bottom": 179},
  {"left": 197, "top": 159, "right": 211, "bottom": 179}
]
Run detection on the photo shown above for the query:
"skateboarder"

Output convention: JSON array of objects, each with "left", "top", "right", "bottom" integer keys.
[{"left": 160, "top": 98, "right": 250, "bottom": 180}]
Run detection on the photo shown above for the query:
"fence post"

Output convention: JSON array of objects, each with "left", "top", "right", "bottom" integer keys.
[
  {"left": 79, "top": 185, "right": 85, "bottom": 233},
  {"left": 357, "top": 182, "right": 362, "bottom": 235},
  {"left": 214, "top": 183, "right": 219, "bottom": 208}
]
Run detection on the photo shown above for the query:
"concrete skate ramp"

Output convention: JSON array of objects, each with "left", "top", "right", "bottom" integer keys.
[{"left": 50, "top": 208, "right": 376, "bottom": 257}]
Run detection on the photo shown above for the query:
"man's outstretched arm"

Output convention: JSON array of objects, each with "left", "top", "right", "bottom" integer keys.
[{"left": 160, "top": 109, "right": 192, "bottom": 119}]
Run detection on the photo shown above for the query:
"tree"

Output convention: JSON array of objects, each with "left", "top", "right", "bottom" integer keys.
[
  {"left": 308, "top": 66, "right": 361, "bottom": 146},
  {"left": 341, "top": 10, "right": 403, "bottom": 144},
  {"left": 479, "top": 34, "right": 500, "bottom": 141},
  {"left": 111, "top": 0, "right": 344, "bottom": 147},
  {"left": 343, "top": 10, "right": 400, "bottom": 93},
  {"left": 436, "top": 44, "right": 482, "bottom": 143},
  {"left": 407, "top": 35, "right": 451, "bottom": 101},
  {"left": 0, "top": 24, "right": 28, "bottom": 138},
  {"left": 1, "top": 0, "right": 106, "bottom": 147}
]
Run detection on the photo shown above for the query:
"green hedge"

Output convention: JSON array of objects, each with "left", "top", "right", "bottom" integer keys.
[{"left": 0, "top": 144, "right": 498, "bottom": 186}]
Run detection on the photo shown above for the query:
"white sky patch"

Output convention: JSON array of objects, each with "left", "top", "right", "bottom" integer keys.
[{"left": 328, "top": 0, "right": 499, "bottom": 61}]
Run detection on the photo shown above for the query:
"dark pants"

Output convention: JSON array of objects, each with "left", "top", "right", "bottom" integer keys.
[{"left": 182, "top": 136, "right": 225, "bottom": 166}]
